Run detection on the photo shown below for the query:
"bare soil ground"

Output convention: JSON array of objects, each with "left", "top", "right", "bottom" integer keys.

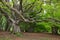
[{"left": 0, "top": 31, "right": 60, "bottom": 40}]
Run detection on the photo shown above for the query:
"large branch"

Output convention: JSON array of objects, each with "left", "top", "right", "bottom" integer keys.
[
  {"left": 19, "top": 0, "right": 23, "bottom": 11},
  {"left": 35, "top": 18, "right": 60, "bottom": 24}
]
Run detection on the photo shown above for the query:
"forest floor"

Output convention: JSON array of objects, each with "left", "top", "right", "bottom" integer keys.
[{"left": 0, "top": 31, "right": 60, "bottom": 40}]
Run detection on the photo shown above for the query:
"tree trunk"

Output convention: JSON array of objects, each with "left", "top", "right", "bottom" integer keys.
[
  {"left": 13, "top": 23, "right": 21, "bottom": 33},
  {"left": 52, "top": 26, "right": 58, "bottom": 35}
]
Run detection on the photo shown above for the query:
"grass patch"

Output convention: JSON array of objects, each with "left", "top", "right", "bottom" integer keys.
[
  {"left": 14, "top": 32, "right": 23, "bottom": 37},
  {"left": 0, "top": 37, "right": 12, "bottom": 40}
]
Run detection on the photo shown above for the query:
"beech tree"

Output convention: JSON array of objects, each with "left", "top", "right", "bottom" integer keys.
[{"left": 0, "top": 0, "right": 60, "bottom": 34}]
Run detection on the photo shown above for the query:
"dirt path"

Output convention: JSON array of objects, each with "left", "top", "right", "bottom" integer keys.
[
  {"left": 0, "top": 31, "right": 60, "bottom": 40},
  {"left": 22, "top": 33, "right": 60, "bottom": 40}
]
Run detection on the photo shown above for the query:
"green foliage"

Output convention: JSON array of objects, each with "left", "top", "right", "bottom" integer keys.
[
  {"left": 19, "top": 22, "right": 30, "bottom": 32},
  {"left": 0, "top": 16, "right": 7, "bottom": 31},
  {"left": 34, "top": 22, "right": 51, "bottom": 33},
  {"left": 14, "top": 32, "right": 23, "bottom": 37}
]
